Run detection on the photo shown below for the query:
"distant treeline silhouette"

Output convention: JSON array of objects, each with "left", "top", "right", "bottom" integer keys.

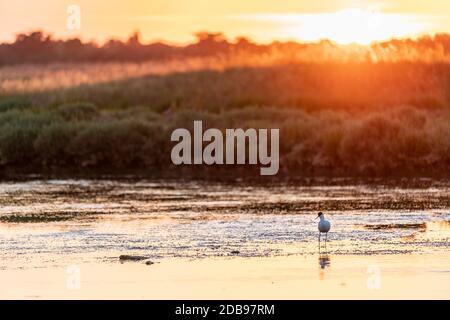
[
  {"left": 0, "top": 31, "right": 266, "bottom": 65},
  {"left": 1, "top": 30, "right": 450, "bottom": 65}
]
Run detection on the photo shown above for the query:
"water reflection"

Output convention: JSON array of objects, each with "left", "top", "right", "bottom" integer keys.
[
  {"left": 426, "top": 220, "right": 450, "bottom": 232},
  {"left": 319, "top": 254, "right": 331, "bottom": 269},
  {"left": 318, "top": 253, "right": 331, "bottom": 280},
  {"left": 1, "top": 179, "right": 449, "bottom": 269},
  {"left": 319, "top": 250, "right": 331, "bottom": 269},
  {"left": 318, "top": 242, "right": 331, "bottom": 280}
]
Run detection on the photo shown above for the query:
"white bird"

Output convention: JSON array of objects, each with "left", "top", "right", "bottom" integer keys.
[{"left": 316, "top": 212, "right": 331, "bottom": 243}]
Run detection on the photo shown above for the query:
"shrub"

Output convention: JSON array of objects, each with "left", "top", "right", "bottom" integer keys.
[
  {"left": 34, "top": 122, "right": 78, "bottom": 165},
  {"left": 114, "top": 106, "right": 161, "bottom": 121},
  {"left": 57, "top": 102, "right": 99, "bottom": 121},
  {"left": 0, "top": 97, "right": 31, "bottom": 113},
  {"left": 0, "top": 112, "right": 54, "bottom": 165},
  {"left": 68, "top": 120, "right": 153, "bottom": 168}
]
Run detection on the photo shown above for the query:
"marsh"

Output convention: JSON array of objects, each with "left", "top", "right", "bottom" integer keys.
[{"left": 0, "top": 177, "right": 448, "bottom": 298}]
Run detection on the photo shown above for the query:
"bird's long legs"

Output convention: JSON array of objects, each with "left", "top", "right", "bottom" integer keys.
[
  {"left": 319, "top": 232, "right": 329, "bottom": 251},
  {"left": 318, "top": 233, "right": 321, "bottom": 253}
]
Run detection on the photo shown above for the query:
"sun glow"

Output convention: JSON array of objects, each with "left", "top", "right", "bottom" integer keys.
[
  {"left": 297, "top": 9, "right": 430, "bottom": 44},
  {"left": 238, "top": 8, "right": 433, "bottom": 45}
]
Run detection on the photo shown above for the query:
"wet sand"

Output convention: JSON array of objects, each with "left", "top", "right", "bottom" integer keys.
[{"left": 1, "top": 253, "right": 449, "bottom": 299}]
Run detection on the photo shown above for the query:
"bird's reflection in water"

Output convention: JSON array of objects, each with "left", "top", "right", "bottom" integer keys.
[
  {"left": 318, "top": 246, "right": 331, "bottom": 280},
  {"left": 319, "top": 254, "right": 331, "bottom": 269}
]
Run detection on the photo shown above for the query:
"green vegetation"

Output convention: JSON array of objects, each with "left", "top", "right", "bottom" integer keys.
[{"left": 0, "top": 56, "right": 449, "bottom": 177}]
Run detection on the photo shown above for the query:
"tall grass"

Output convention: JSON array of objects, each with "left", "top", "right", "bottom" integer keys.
[
  {"left": 0, "top": 40, "right": 449, "bottom": 176},
  {"left": 0, "top": 103, "right": 447, "bottom": 176}
]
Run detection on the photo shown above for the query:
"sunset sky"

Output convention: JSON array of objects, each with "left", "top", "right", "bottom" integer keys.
[{"left": 1, "top": 0, "right": 449, "bottom": 44}]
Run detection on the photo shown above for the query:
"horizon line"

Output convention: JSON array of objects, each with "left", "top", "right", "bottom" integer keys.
[{"left": 2, "top": 28, "right": 450, "bottom": 47}]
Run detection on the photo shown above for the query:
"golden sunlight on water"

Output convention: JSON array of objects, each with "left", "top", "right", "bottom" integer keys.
[
  {"left": 427, "top": 220, "right": 450, "bottom": 232},
  {"left": 0, "top": 179, "right": 449, "bottom": 298},
  {"left": 1, "top": 254, "right": 449, "bottom": 299}
]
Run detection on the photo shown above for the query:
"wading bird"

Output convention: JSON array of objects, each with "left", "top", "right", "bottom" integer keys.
[{"left": 316, "top": 212, "right": 331, "bottom": 244}]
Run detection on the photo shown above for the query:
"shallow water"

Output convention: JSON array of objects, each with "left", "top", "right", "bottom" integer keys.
[{"left": 0, "top": 178, "right": 449, "bottom": 269}]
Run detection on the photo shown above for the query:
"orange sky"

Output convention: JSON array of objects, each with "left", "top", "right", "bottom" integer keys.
[{"left": 1, "top": 0, "right": 449, "bottom": 44}]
